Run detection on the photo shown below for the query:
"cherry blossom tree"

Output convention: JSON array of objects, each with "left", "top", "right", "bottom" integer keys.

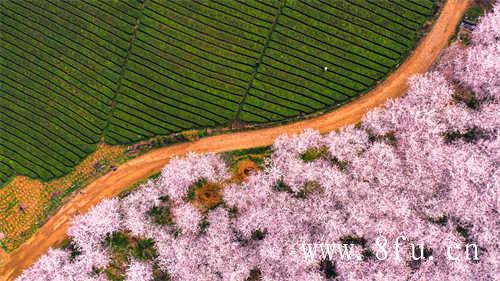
[
  {"left": 158, "top": 152, "right": 229, "bottom": 202},
  {"left": 124, "top": 260, "right": 153, "bottom": 281},
  {"left": 171, "top": 203, "right": 202, "bottom": 235},
  {"left": 68, "top": 198, "right": 122, "bottom": 255}
]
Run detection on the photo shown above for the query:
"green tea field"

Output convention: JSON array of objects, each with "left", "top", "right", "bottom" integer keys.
[{"left": 0, "top": 0, "right": 437, "bottom": 186}]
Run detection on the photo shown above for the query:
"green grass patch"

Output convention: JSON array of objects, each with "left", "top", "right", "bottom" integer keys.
[{"left": 299, "top": 146, "right": 329, "bottom": 163}]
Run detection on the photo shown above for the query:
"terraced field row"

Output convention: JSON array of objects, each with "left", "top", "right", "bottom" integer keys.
[
  {"left": 239, "top": 0, "right": 436, "bottom": 122},
  {"left": 0, "top": 0, "right": 436, "bottom": 185},
  {"left": 0, "top": 0, "right": 142, "bottom": 184}
]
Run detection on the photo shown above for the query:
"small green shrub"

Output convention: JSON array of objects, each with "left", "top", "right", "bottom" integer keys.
[
  {"left": 319, "top": 259, "right": 337, "bottom": 279},
  {"left": 250, "top": 229, "right": 267, "bottom": 241},
  {"left": 61, "top": 240, "right": 82, "bottom": 262},
  {"left": 132, "top": 238, "right": 158, "bottom": 261},
  {"left": 295, "top": 181, "right": 323, "bottom": 199},
  {"left": 245, "top": 268, "right": 262, "bottom": 281},
  {"left": 273, "top": 179, "right": 293, "bottom": 193},
  {"left": 361, "top": 249, "right": 376, "bottom": 261},
  {"left": 102, "top": 232, "right": 159, "bottom": 281},
  {"left": 330, "top": 156, "right": 349, "bottom": 171},
  {"left": 455, "top": 223, "right": 471, "bottom": 239},
  {"left": 198, "top": 217, "right": 210, "bottom": 235},
  {"left": 184, "top": 179, "right": 207, "bottom": 202},
  {"left": 452, "top": 83, "right": 479, "bottom": 109},
  {"left": 152, "top": 265, "right": 170, "bottom": 281},
  {"left": 428, "top": 215, "right": 448, "bottom": 226},
  {"left": 340, "top": 235, "right": 367, "bottom": 247},
  {"left": 464, "top": 6, "right": 483, "bottom": 22},
  {"left": 104, "top": 232, "right": 129, "bottom": 250},
  {"left": 444, "top": 127, "right": 488, "bottom": 144},
  {"left": 147, "top": 205, "right": 174, "bottom": 226},
  {"left": 299, "top": 146, "right": 329, "bottom": 163}
]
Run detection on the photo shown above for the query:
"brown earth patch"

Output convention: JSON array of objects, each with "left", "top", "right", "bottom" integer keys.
[
  {"left": 235, "top": 159, "right": 260, "bottom": 182},
  {"left": 192, "top": 182, "right": 224, "bottom": 212}
]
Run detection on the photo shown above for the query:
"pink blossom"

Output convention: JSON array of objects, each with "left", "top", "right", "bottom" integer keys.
[
  {"left": 159, "top": 152, "right": 229, "bottom": 202},
  {"left": 121, "top": 181, "right": 163, "bottom": 237},
  {"left": 125, "top": 260, "right": 153, "bottom": 281},
  {"left": 172, "top": 203, "right": 201, "bottom": 234},
  {"left": 68, "top": 198, "right": 122, "bottom": 255}
]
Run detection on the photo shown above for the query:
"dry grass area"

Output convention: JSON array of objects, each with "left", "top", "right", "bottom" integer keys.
[
  {"left": 191, "top": 157, "right": 263, "bottom": 212},
  {"left": 192, "top": 182, "right": 224, "bottom": 212},
  {"left": 0, "top": 144, "right": 126, "bottom": 252},
  {"left": 235, "top": 159, "right": 260, "bottom": 182}
]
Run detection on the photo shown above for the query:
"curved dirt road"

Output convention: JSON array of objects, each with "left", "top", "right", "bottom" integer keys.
[{"left": 0, "top": 1, "right": 469, "bottom": 280}]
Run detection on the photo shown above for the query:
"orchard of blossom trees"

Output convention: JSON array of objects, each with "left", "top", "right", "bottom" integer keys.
[{"left": 16, "top": 5, "right": 499, "bottom": 281}]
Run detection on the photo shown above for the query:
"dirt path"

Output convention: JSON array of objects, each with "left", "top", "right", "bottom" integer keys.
[{"left": 0, "top": 1, "right": 469, "bottom": 280}]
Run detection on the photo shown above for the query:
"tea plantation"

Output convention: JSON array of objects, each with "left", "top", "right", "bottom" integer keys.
[{"left": 0, "top": 0, "right": 436, "bottom": 185}]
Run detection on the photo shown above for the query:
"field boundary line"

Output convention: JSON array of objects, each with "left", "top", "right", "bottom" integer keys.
[
  {"left": 234, "top": 0, "right": 286, "bottom": 123},
  {"left": 101, "top": 1, "right": 146, "bottom": 141}
]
